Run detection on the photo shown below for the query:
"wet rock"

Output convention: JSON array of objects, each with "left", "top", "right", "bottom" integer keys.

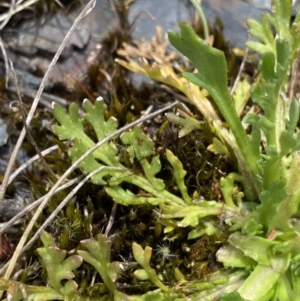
[
  {"left": 2, "top": 0, "right": 117, "bottom": 85},
  {"left": 202, "top": 0, "right": 300, "bottom": 48},
  {"left": 0, "top": 61, "right": 53, "bottom": 93},
  {"left": 5, "top": 13, "right": 90, "bottom": 61},
  {"left": 251, "top": 0, "right": 300, "bottom": 14},
  {"left": 0, "top": 196, "right": 24, "bottom": 222},
  {"left": 0, "top": 119, "right": 8, "bottom": 147},
  {"left": 128, "top": 0, "right": 193, "bottom": 40},
  {"left": 200, "top": 0, "right": 264, "bottom": 48},
  {"left": 129, "top": 0, "right": 300, "bottom": 49}
]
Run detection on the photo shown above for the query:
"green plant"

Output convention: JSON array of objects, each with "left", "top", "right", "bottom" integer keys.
[
  {"left": 166, "top": 0, "right": 300, "bottom": 299},
  {"left": 50, "top": 0, "right": 300, "bottom": 299},
  {"left": 3, "top": 0, "right": 300, "bottom": 300}
]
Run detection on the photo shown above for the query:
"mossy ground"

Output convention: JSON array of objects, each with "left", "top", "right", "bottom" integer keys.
[{"left": 0, "top": 0, "right": 259, "bottom": 298}]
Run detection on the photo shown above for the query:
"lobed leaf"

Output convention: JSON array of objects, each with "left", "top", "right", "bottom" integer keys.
[{"left": 37, "top": 231, "right": 82, "bottom": 294}]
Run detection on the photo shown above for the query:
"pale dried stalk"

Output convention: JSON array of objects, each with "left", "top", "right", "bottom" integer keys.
[
  {"left": 0, "top": 0, "right": 97, "bottom": 282},
  {"left": 230, "top": 47, "right": 249, "bottom": 96},
  {"left": 0, "top": 0, "right": 39, "bottom": 23},
  {"left": 0, "top": 0, "right": 96, "bottom": 204},
  {"left": 0, "top": 37, "right": 9, "bottom": 88},
  {"left": 8, "top": 145, "right": 59, "bottom": 185},
  {"left": 0, "top": 175, "right": 83, "bottom": 235},
  {"left": 24, "top": 167, "right": 125, "bottom": 252},
  {"left": 10, "top": 61, "right": 58, "bottom": 180},
  {"left": 0, "top": 0, "right": 16, "bottom": 30}
]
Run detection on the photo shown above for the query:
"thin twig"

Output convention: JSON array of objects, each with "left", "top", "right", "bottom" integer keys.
[
  {"left": 289, "top": 55, "right": 299, "bottom": 102},
  {"left": 8, "top": 145, "right": 58, "bottom": 185},
  {"left": 0, "top": 0, "right": 15, "bottom": 30},
  {"left": 24, "top": 167, "right": 124, "bottom": 253},
  {"left": 0, "top": 176, "right": 83, "bottom": 236},
  {"left": 0, "top": 37, "right": 9, "bottom": 88},
  {"left": 0, "top": 0, "right": 96, "bottom": 205},
  {"left": 190, "top": 0, "right": 209, "bottom": 40},
  {"left": 0, "top": 0, "right": 39, "bottom": 23},
  {"left": 0, "top": 0, "right": 97, "bottom": 282},
  {"left": 6, "top": 86, "right": 70, "bottom": 110},
  {"left": 105, "top": 202, "right": 118, "bottom": 237},
  {"left": 2, "top": 100, "right": 178, "bottom": 279},
  {"left": 230, "top": 47, "right": 249, "bottom": 96},
  {"left": 109, "top": 0, "right": 121, "bottom": 29},
  {"left": 10, "top": 62, "right": 58, "bottom": 181}
]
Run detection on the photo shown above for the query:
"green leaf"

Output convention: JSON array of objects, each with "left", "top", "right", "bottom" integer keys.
[
  {"left": 259, "top": 52, "right": 276, "bottom": 82},
  {"left": 132, "top": 243, "right": 170, "bottom": 292},
  {"left": 168, "top": 23, "right": 232, "bottom": 122},
  {"left": 121, "top": 126, "right": 165, "bottom": 191},
  {"left": 220, "top": 292, "right": 246, "bottom": 301},
  {"left": 238, "top": 264, "right": 279, "bottom": 301},
  {"left": 246, "top": 16, "right": 275, "bottom": 54},
  {"left": 161, "top": 202, "right": 222, "bottom": 228},
  {"left": 165, "top": 149, "right": 191, "bottom": 204},
  {"left": 257, "top": 179, "right": 287, "bottom": 230},
  {"left": 207, "top": 137, "right": 228, "bottom": 155},
  {"left": 220, "top": 173, "right": 244, "bottom": 208},
  {"left": 0, "top": 279, "right": 65, "bottom": 301},
  {"left": 272, "top": 0, "right": 292, "bottom": 38},
  {"left": 228, "top": 232, "right": 278, "bottom": 265},
  {"left": 53, "top": 100, "right": 186, "bottom": 207},
  {"left": 134, "top": 269, "right": 150, "bottom": 280},
  {"left": 52, "top": 100, "right": 122, "bottom": 185},
  {"left": 232, "top": 79, "right": 251, "bottom": 117},
  {"left": 37, "top": 231, "right": 82, "bottom": 294},
  {"left": 78, "top": 234, "right": 126, "bottom": 299},
  {"left": 169, "top": 22, "right": 260, "bottom": 201},
  {"left": 268, "top": 152, "right": 300, "bottom": 231},
  {"left": 187, "top": 221, "right": 218, "bottom": 239},
  {"left": 83, "top": 98, "right": 120, "bottom": 166},
  {"left": 165, "top": 112, "right": 202, "bottom": 137},
  {"left": 287, "top": 98, "right": 299, "bottom": 135},
  {"left": 217, "top": 244, "right": 256, "bottom": 268}
]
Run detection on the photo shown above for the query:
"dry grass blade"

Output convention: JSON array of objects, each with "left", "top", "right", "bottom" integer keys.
[
  {"left": 10, "top": 62, "right": 58, "bottom": 181},
  {"left": 0, "top": 37, "right": 9, "bottom": 88},
  {"left": 0, "top": 0, "right": 40, "bottom": 23},
  {"left": 0, "top": 0, "right": 96, "bottom": 205},
  {"left": 8, "top": 145, "right": 59, "bottom": 185},
  {"left": 230, "top": 47, "right": 249, "bottom": 96},
  {"left": 0, "top": 175, "right": 83, "bottom": 236},
  {"left": 0, "top": 0, "right": 97, "bottom": 285},
  {"left": 23, "top": 167, "right": 124, "bottom": 253}
]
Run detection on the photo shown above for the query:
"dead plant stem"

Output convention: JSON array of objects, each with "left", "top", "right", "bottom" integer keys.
[
  {"left": 8, "top": 145, "right": 59, "bottom": 185},
  {"left": 25, "top": 167, "right": 124, "bottom": 253},
  {"left": 0, "top": 175, "right": 83, "bottom": 235},
  {"left": 0, "top": 0, "right": 97, "bottom": 286},
  {"left": 230, "top": 47, "right": 249, "bottom": 96},
  {"left": 10, "top": 62, "right": 58, "bottom": 181},
  {"left": 0, "top": 0, "right": 96, "bottom": 205}
]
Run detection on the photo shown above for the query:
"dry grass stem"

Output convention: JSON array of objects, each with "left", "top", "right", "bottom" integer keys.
[
  {"left": 0, "top": 175, "right": 84, "bottom": 236},
  {"left": 10, "top": 62, "right": 58, "bottom": 180},
  {"left": 0, "top": 0, "right": 97, "bottom": 283},
  {"left": 0, "top": 37, "right": 9, "bottom": 88},
  {"left": 230, "top": 47, "right": 249, "bottom": 96},
  {"left": 104, "top": 202, "right": 118, "bottom": 237},
  {"left": 0, "top": 0, "right": 39, "bottom": 23},
  {"left": 8, "top": 145, "right": 59, "bottom": 185},
  {"left": 0, "top": 0, "right": 96, "bottom": 205},
  {"left": 24, "top": 167, "right": 125, "bottom": 253}
]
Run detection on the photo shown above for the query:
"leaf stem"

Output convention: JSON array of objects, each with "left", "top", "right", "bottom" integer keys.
[{"left": 190, "top": 0, "right": 209, "bottom": 40}]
